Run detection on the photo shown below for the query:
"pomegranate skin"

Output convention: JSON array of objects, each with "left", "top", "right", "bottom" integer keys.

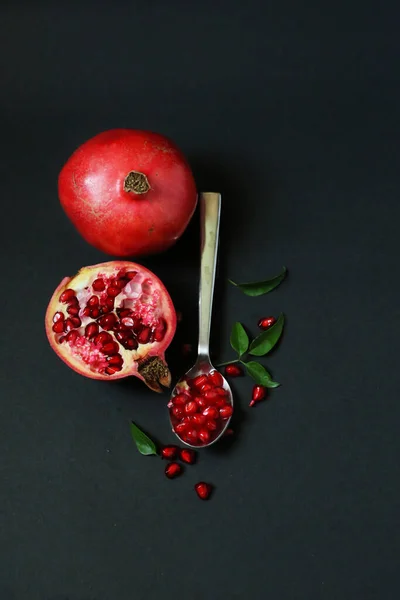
[{"left": 58, "top": 129, "right": 198, "bottom": 256}]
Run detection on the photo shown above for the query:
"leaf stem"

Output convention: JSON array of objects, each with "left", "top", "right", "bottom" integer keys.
[{"left": 215, "top": 358, "right": 240, "bottom": 367}]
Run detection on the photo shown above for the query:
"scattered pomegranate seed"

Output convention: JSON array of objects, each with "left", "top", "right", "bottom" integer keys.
[
  {"left": 59, "top": 289, "right": 76, "bottom": 303},
  {"left": 194, "top": 482, "right": 212, "bottom": 500},
  {"left": 209, "top": 370, "right": 224, "bottom": 387},
  {"left": 92, "top": 278, "right": 105, "bottom": 291},
  {"left": 219, "top": 405, "right": 233, "bottom": 419},
  {"left": 165, "top": 462, "right": 182, "bottom": 479},
  {"left": 249, "top": 385, "right": 267, "bottom": 407},
  {"left": 179, "top": 448, "right": 196, "bottom": 464},
  {"left": 223, "top": 428, "right": 234, "bottom": 437},
  {"left": 161, "top": 446, "right": 179, "bottom": 460},
  {"left": 225, "top": 364, "right": 243, "bottom": 377},
  {"left": 258, "top": 316, "right": 276, "bottom": 330}
]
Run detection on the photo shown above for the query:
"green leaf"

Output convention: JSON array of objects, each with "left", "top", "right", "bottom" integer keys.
[
  {"left": 229, "top": 266, "right": 287, "bottom": 296},
  {"left": 249, "top": 313, "right": 285, "bottom": 356},
  {"left": 130, "top": 421, "right": 158, "bottom": 456},
  {"left": 245, "top": 361, "right": 280, "bottom": 388},
  {"left": 230, "top": 322, "right": 249, "bottom": 357}
]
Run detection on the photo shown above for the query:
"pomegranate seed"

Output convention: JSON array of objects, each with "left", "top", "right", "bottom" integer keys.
[
  {"left": 88, "top": 295, "right": 99, "bottom": 307},
  {"left": 66, "top": 330, "right": 79, "bottom": 343},
  {"left": 124, "top": 337, "right": 138, "bottom": 350},
  {"left": 198, "top": 429, "right": 211, "bottom": 444},
  {"left": 131, "top": 318, "right": 142, "bottom": 333},
  {"left": 215, "top": 397, "right": 227, "bottom": 408},
  {"left": 125, "top": 271, "right": 137, "bottom": 280},
  {"left": 202, "top": 406, "right": 219, "bottom": 420},
  {"left": 85, "top": 322, "right": 99, "bottom": 339},
  {"left": 114, "top": 277, "right": 128, "bottom": 289},
  {"left": 225, "top": 364, "right": 243, "bottom": 377},
  {"left": 68, "top": 296, "right": 79, "bottom": 306},
  {"left": 107, "top": 354, "right": 123, "bottom": 366},
  {"left": 66, "top": 304, "right": 80, "bottom": 316},
  {"left": 94, "top": 331, "right": 113, "bottom": 346},
  {"left": 215, "top": 386, "right": 228, "bottom": 397},
  {"left": 115, "top": 330, "right": 128, "bottom": 343},
  {"left": 118, "top": 308, "right": 132, "bottom": 319},
  {"left": 219, "top": 405, "right": 233, "bottom": 419},
  {"left": 223, "top": 428, "right": 234, "bottom": 437},
  {"left": 185, "top": 429, "right": 198, "bottom": 444},
  {"left": 206, "top": 420, "right": 218, "bottom": 431},
  {"left": 82, "top": 307, "right": 91, "bottom": 317},
  {"left": 204, "top": 389, "right": 222, "bottom": 403},
  {"left": 105, "top": 365, "right": 121, "bottom": 375},
  {"left": 179, "top": 448, "right": 196, "bottom": 464},
  {"left": 192, "top": 374, "right": 208, "bottom": 390},
  {"left": 90, "top": 307, "right": 100, "bottom": 318},
  {"left": 200, "top": 383, "right": 213, "bottom": 394},
  {"left": 138, "top": 327, "right": 151, "bottom": 344},
  {"left": 59, "top": 289, "right": 76, "bottom": 303},
  {"left": 173, "top": 394, "right": 188, "bottom": 406},
  {"left": 195, "top": 396, "right": 208, "bottom": 408},
  {"left": 154, "top": 318, "right": 167, "bottom": 342},
  {"left": 184, "top": 401, "right": 198, "bottom": 415},
  {"left": 258, "top": 316, "right": 276, "bottom": 330},
  {"left": 172, "top": 406, "right": 184, "bottom": 419},
  {"left": 191, "top": 413, "right": 206, "bottom": 426},
  {"left": 70, "top": 316, "right": 81, "bottom": 328},
  {"left": 106, "top": 285, "right": 120, "bottom": 298},
  {"left": 101, "top": 297, "right": 115, "bottom": 313},
  {"left": 101, "top": 341, "right": 119, "bottom": 355},
  {"left": 52, "top": 312, "right": 64, "bottom": 324},
  {"left": 64, "top": 318, "right": 75, "bottom": 332},
  {"left": 209, "top": 370, "right": 224, "bottom": 387},
  {"left": 165, "top": 462, "right": 182, "bottom": 479},
  {"left": 98, "top": 313, "right": 117, "bottom": 330},
  {"left": 161, "top": 446, "right": 178, "bottom": 460},
  {"left": 120, "top": 317, "right": 134, "bottom": 328},
  {"left": 92, "top": 278, "right": 105, "bottom": 292},
  {"left": 176, "top": 310, "right": 183, "bottom": 322},
  {"left": 250, "top": 385, "right": 267, "bottom": 407},
  {"left": 175, "top": 422, "right": 189, "bottom": 434},
  {"left": 194, "top": 482, "right": 212, "bottom": 500},
  {"left": 52, "top": 320, "right": 65, "bottom": 334}
]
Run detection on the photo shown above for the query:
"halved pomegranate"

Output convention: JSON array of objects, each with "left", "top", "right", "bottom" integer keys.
[{"left": 45, "top": 261, "right": 176, "bottom": 392}]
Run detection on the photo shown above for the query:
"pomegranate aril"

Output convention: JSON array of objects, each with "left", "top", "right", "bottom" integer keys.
[
  {"left": 53, "top": 312, "right": 64, "bottom": 324},
  {"left": 161, "top": 446, "right": 178, "bottom": 460},
  {"left": 195, "top": 396, "right": 208, "bottom": 409},
  {"left": 68, "top": 296, "right": 79, "bottom": 306},
  {"left": 59, "top": 289, "right": 76, "bottom": 303},
  {"left": 115, "top": 330, "right": 129, "bottom": 343},
  {"left": 172, "top": 406, "right": 184, "bottom": 419},
  {"left": 66, "top": 330, "right": 79, "bottom": 343},
  {"left": 66, "top": 304, "right": 80, "bottom": 316},
  {"left": 85, "top": 322, "right": 99, "bottom": 339},
  {"left": 215, "top": 397, "right": 227, "bottom": 408},
  {"left": 92, "top": 278, "right": 105, "bottom": 292},
  {"left": 105, "top": 365, "right": 121, "bottom": 375},
  {"left": 101, "top": 341, "right": 119, "bottom": 355},
  {"left": 175, "top": 422, "right": 189, "bottom": 434},
  {"left": 98, "top": 313, "right": 117, "bottom": 330},
  {"left": 223, "top": 428, "right": 234, "bottom": 437},
  {"left": 179, "top": 448, "right": 196, "bottom": 464},
  {"left": 219, "top": 405, "right": 233, "bottom": 419},
  {"left": 106, "top": 285, "right": 120, "bottom": 298},
  {"left": 123, "top": 337, "right": 138, "bottom": 350},
  {"left": 206, "top": 420, "right": 218, "bottom": 431},
  {"left": 70, "top": 316, "right": 81, "bottom": 328},
  {"left": 125, "top": 271, "right": 137, "bottom": 280},
  {"left": 114, "top": 277, "right": 128, "bottom": 289},
  {"left": 192, "top": 374, "right": 208, "bottom": 390},
  {"left": 198, "top": 429, "right": 210, "bottom": 444},
  {"left": 94, "top": 331, "right": 113, "bottom": 346},
  {"left": 118, "top": 308, "right": 132, "bottom": 319},
  {"left": 64, "top": 318, "right": 76, "bottom": 332},
  {"left": 88, "top": 295, "right": 99, "bottom": 307},
  {"left": 215, "top": 386, "right": 229, "bottom": 397},
  {"left": 138, "top": 327, "right": 151, "bottom": 344},
  {"left": 225, "top": 364, "right": 243, "bottom": 377},
  {"left": 200, "top": 383, "right": 213, "bottom": 394},
  {"left": 101, "top": 297, "right": 115, "bottom": 313},
  {"left": 202, "top": 406, "right": 219, "bottom": 420},
  {"left": 204, "top": 389, "right": 222, "bottom": 403},
  {"left": 194, "top": 482, "right": 212, "bottom": 500},
  {"left": 250, "top": 385, "right": 267, "bottom": 407},
  {"left": 52, "top": 320, "right": 65, "bottom": 334},
  {"left": 191, "top": 413, "right": 206, "bottom": 426},
  {"left": 165, "top": 462, "right": 182, "bottom": 479},
  {"left": 185, "top": 429, "right": 198, "bottom": 444},
  {"left": 107, "top": 354, "right": 123, "bottom": 366},
  {"left": 173, "top": 394, "right": 188, "bottom": 406},
  {"left": 121, "top": 317, "right": 134, "bottom": 328},
  {"left": 154, "top": 318, "right": 167, "bottom": 342},
  {"left": 90, "top": 307, "right": 100, "bottom": 318},
  {"left": 209, "top": 370, "right": 224, "bottom": 387},
  {"left": 184, "top": 401, "right": 198, "bottom": 415},
  {"left": 82, "top": 307, "right": 91, "bottom": 317},
  {"left": 258, "top": 316, "right": 276, "bottom": 330}
]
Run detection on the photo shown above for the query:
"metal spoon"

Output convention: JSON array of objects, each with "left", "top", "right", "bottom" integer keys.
[{"left": 169, "top": 192, "right": 233, "bottom": 448}]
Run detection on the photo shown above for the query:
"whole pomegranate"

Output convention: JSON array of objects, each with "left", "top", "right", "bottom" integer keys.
[
  {"left": 45, "top": 261, "right": 176, "bottom": 392},
  {"left": 58, "top": 129, "right": 197, "bottom": 256}
]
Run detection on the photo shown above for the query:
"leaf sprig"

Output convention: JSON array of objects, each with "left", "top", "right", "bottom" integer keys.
[
  {"left": 130, "top": 421, "right": 158, "bottom": 456},
  {"left": 218, "top": 314, "right": 285, "bottom": 387},
  {"left": 229, "top": 266, "right": 287, "bottom": 296}
]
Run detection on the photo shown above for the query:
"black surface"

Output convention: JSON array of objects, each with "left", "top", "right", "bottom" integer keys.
[{"left": 1, "top": 1, "right": 400, "bottom": 599}]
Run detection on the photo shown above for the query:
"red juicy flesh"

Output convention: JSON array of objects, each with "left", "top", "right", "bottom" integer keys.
[
  {"left": 50, "top": 267, "right": 170, "bottom": 377},
  {"left": 169, "top": 370, "right": 233, "bottom": 447}
]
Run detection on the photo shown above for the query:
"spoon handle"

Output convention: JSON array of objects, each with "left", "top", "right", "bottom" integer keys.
[{"left": 198, "top": 192, "right": 221, "bottom": 358}]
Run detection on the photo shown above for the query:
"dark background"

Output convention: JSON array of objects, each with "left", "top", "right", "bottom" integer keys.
[{"left": 1, "top": 1, "right": 399, "bottom": 599}]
